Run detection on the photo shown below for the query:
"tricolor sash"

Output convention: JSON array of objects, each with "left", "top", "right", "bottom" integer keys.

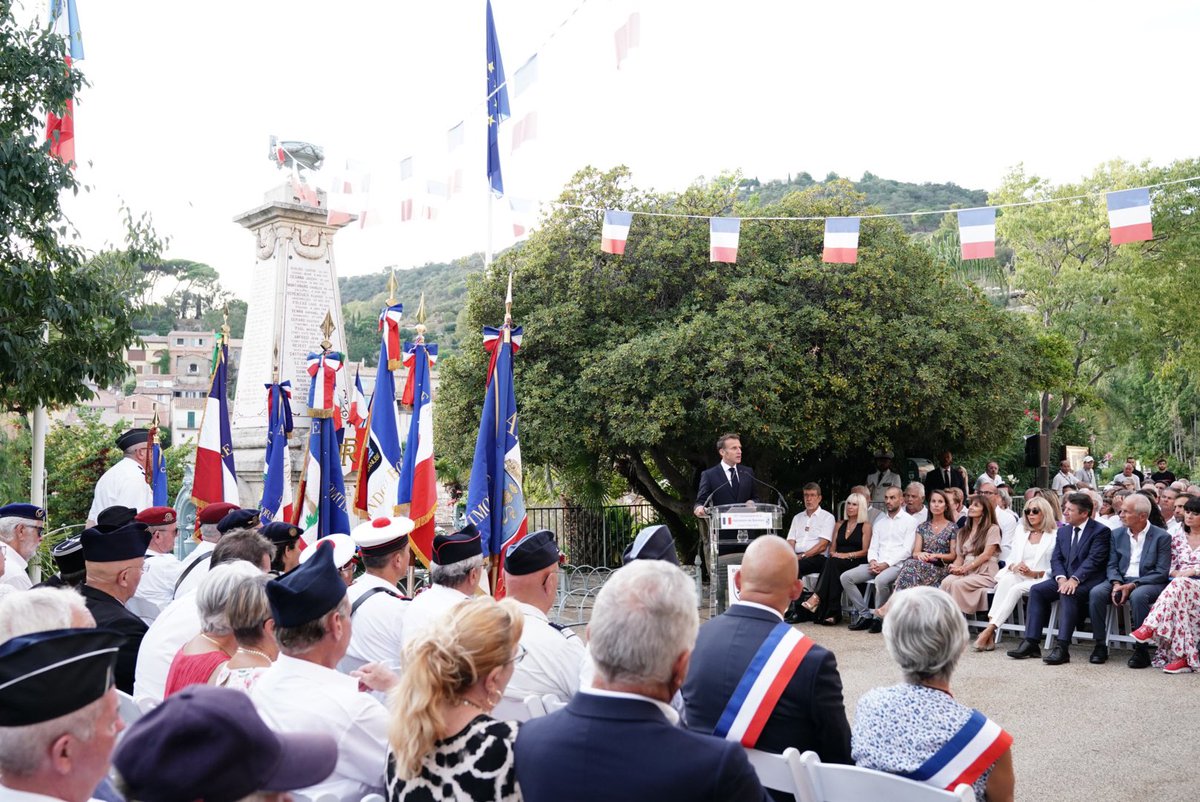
[
  {"left": 900, "top": 709, "right": 1012, "bottom": 791},
  {"left": 713, "top": 622, "right": 815, "bottom": 747}
]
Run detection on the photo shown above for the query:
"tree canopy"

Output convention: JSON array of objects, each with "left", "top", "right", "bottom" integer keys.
[{"left": 436, "top": 167, "right": 1040, "bottom": 552}]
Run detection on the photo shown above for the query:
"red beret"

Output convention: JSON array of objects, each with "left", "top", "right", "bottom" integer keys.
[
  {"left": 135, "top": 506, "right": 177, "bottom": 527},
  {"left": 197, "top": 502, "right": 239, "bottom": 526}
]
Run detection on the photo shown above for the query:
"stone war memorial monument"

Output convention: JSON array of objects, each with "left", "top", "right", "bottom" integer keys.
[{"left": 229, "top": 169, "right": 353, "bottom": 505}]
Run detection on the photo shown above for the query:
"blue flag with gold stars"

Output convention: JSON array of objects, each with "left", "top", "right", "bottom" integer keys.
[{"left": 486, "top": 0, "right": 509, "bottom": 196}]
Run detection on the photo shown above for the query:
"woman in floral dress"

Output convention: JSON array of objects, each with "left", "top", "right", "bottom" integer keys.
[
  {"left": 875, "top": 489, "right": 957, "bottom": 618},
  {"left": 1132, "top": 496, "right": 1200, "bottom": 674}
]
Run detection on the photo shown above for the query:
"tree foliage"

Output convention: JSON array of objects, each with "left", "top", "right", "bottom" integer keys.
[{"left": 436, "top": 167, "right": 1039, "bottom": 553}]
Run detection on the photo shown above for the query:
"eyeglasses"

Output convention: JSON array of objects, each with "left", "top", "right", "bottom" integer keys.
[
  {"left": 507, "top": 644, "right": 527, "bottom": 665},
  {"left": 21, "top": 524, "right": 45, "bottom": 534}
]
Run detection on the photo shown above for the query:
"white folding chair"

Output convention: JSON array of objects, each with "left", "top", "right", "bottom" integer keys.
[
  {"left": 360, "top": 795, "right": 385, "bottom": 802},
  {"left": 116, "top": 690, "right": 144, "bottom": 725},
  {"left": 744, "top": 747, "right": 807, "bottom": 798},
  {"left": 309, "top": 795, "right": 339, "bottom": 802},
  {"left": 524, "top": 694, "right": 549, "bottom": 719},
  {"left": 798, "top": 750, "right": 974, "bottom": 802},
  {"left": 541, "top": 693, "right": 566, "bottom": 713}
]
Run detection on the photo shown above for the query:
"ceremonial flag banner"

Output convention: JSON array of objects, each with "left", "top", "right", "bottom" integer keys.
[
  {"left": 957, "top": 208, "right": 997, "bottom": 260},
  {"left": 823, "top": 217, "right": 861, "bottom": 264},
  {"left": 259, "top": 382, "right": 294, "bottom": 523},
  {"left": 509, "top": 198, "right": 536, "bottom": 239},
  {"left": 193, "top": 336, "right": 238, "bottom": 513},
  {"left": 710, "top": 217, "right": 741, "bottom": 263},
  {"left": 348, "top": 370, "right": 369, "bottom": 473},
  {"left": 466, "top": 317, "right": 527, "bottom": 597},
  {"left": 397, "top": 337, "right": 439, "bottom": 565},
  {"left": 299, "top": 351, "right": 349, "bottom": 542},
  {"left": 1107, "top": 188, "right": 1153, "bottom": 244},
  {"left": 354, "top": 305, "right": 405, "bottom": 519},
  {"left": 46, "top": 0, "right": 84, "bottom": 164},
  {"left": 147, "top": 420, "right": 168, "bottom": 507},
  {"left": 614, "top": 11, "right": 641, "bottom": 69},
  {"left": 601, "top": 210, "right": 634, "bottom": 255},
  {"left": 486, "top": 0, "right": 510, "bottom": 196}
]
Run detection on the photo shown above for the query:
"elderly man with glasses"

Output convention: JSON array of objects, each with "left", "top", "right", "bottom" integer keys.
[{"left": 0, "top": 504, "right": 46, "bottom": 591}]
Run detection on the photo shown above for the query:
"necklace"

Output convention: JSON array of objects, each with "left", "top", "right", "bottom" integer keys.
[
  {"left": 201, "top": 634, "right": 233, "bottom": 657},
  {"left": 235, "top": 647, "right": 273, "bottom": 664},
  {"left": 460, "top": 697, "right": 490, "bottom": 714}
]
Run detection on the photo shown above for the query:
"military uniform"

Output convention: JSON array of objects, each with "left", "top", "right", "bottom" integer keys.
[
  {"left": 505, "top": 601, "right": 586, "bottom": 703},
  {"left": 340, "top": 574, "right": 408, "bottom": 673}
]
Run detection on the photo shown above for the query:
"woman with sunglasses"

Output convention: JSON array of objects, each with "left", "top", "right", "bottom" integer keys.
[
  {"left": 387, "top": 597, "right": 526, "bottom": 801},
  {"left": 973, "top": 497, "right": 1058, "bottom": 651}
]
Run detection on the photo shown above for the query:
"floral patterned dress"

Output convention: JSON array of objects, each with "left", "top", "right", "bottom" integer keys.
[
  {"left": 892, "top": 521, "right": 958, "bottom": 593},
  {"left": 1140, "top": 531, "right": 1200, "bottom": 669}
]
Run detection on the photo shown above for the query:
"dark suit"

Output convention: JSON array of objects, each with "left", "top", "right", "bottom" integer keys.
[
  {"left": 683, "top": 604, "right": 851, "bottom": 793},
  {"left": 1024, "top": 519, "right": 1111, "bottom": 644},
  {"left": 696, "top": 463, "right": 759, "bottom": 508},
  {"left": 1087, "top": 524, "right": 1171, "bottom": 641},
  {"left": 515, "top": 692, "right": 769, "bottom": 802},
  {"left": 81, "top": 584, "right": 148, "bottom": 694},
  {"left": 923, "top": 464, "right": 968, "bottom": 497}
]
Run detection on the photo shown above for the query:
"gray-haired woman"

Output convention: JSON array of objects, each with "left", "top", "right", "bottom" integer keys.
[{"left": 852, "top": 587, "right": 1015, "bottom": 801}]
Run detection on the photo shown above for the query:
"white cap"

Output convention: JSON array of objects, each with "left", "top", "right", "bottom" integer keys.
[
  {"left": 298, "top": 533, "right": 356, "bottom": 569},
  {"left": 350, "top": 516, "right": 415, "bottom": 557}
]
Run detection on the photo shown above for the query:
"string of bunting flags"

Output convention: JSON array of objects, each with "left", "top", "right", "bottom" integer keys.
[{"left": 592, "top": 176, "right": 1198, "bottom": 264}]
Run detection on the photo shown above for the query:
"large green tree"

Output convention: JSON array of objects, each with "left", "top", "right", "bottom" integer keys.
[
  {"left": 436, "top": 167, "right": 1039, "bottom": 554},
  {"left": 0, "top": 6, "right": 150, "bottom": 412}
]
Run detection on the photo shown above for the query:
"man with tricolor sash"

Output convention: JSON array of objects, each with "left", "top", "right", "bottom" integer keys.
[{"left": 684, "top": 536, "right": 851, "bottom": 793}]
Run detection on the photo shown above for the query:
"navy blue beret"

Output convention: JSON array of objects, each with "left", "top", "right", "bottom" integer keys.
[
  {"left": 266, "top": 539, "right": 346, "bottom": 628},
  {"left": 504, "top": 530, "right": 561, "bottom": 575},
  {"left": 0, "top": 503, "right": 45, "bottom": 521},
  {"left": 261, "top": 521, "right": 303, "bottom": 546},
  {"left": 623, "top": 525, "right": 680, "bottom": 565},
  {"left": 432, "top": 524, "right": 483, "bottom": 566},
  {"left": 116, "top": 428, "right": 151, "bottom": 451},
  {"left": 218, "top": 508, "right": 261, "bottom": 533},
  {"left": 52, "top": 536, "right": 85, "bottom": 575},
  {"left": 96, "top": 505, "right": 137, "bottom": 532},
  {"left": 81, "top": 521, "right": 152, "bottom": 562},
  {"left": 0, "top": 628, "right": 123, "bottom": 726}
]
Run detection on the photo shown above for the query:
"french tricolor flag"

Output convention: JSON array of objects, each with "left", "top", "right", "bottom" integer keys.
[
  {"left": 710, "top": 217, "right": 740, "bottom": 263},
  {"left": 601, "top": 210, "right": 634, "bottom": 255},
  {"left": 957, "top": 208, "right": 996, "bottom": 260},
  {"left": 1107, "top": 188, "right": 1153, "bottom": 245},
  {"left": 823, "top": 217, "right": 860, "bottom": 264}
]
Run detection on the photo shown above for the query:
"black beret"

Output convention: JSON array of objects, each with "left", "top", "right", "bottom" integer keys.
[
  {"left": 261, "top": 521, "right": 303, "bottom": 546},
  {"left": 218, "top": 509, "right": 260, "bottom": 533},
  {"left": 81, "top": 521, "right": 152, "bottom": 562},
  {"left": 96, "top": 505, "right": 137, "bottom": 532},
  {"left": 266, "top": 539, "right": 346, "bottom": 628},
  {"left": 432, "top": 524, "right": 482, "bottom": 566},
  {"left": 504, "top": 530, "right": 561, "bottom": 575},
  {"left": 51, "top": 536, "right": 86, "bottom": 575},
  {"left": 623, "top": 525, "right": 680, "bottom": 565},
  {"left": 0, "top": 628, "right": 123, "bottom": 725},
  {"left": 116, "top": 428, "right": 151, "bottom": 451}
]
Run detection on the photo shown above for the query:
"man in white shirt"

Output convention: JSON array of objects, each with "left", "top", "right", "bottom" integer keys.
[
  {"left": 1111, "top": 462, "right": 1142, "bottom": 490},
  {"left": 1051, "top": 459, "right": 1077, "bottom": 493},
  {"left": 87, "top": 429, "right": 155, "bottom": 525},
  {"left": 865, "top": 452, "right": 902, "bottom": 504},
  {"left": 0, "top": 504, "right": 45, "bottom": 591},
  {"left": 1158, "top": 487, "right": 1179, "bottom": 532},
  {"left": 340, "top": 516, "right": 414, "bottom": 674},
  {"left": 1074, "top": 456, "right": 1098, "bottom": 489},
  {"left": 497, "top": 530, "right": 586, "bottom": 718},
  {"left": 979, "top": 483, "right": 1019, "bottom": 563},
  {"left": 1167, "top": 493, "right": 1191, "bottom": 535},
  {"left": 401, "top": 525, "right": 485, "bottom": 648},
  {"left": 784, "top": 483, "right": 835, "bottom": 622},
  {"left": 902, "top": 482, "right": 929, "bottom": 526},
  {"left": 252, "top": 540, "right": 389, "bottom": 801},
  {"left": 974, "top": 461, "right": 1003, "bottom": 493},
  {"left": 843, "top": 486, "right": 916, "bottom": 633},
  {"left": 129, "top": 506, "right": 183, "bottom": 623}
]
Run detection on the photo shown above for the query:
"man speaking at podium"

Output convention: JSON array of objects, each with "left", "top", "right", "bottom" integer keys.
[{"left": 694, "top": 433, "right": 759, "bottom": 518}]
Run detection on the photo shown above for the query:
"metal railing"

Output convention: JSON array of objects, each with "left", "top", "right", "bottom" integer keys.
[{"left": 527, "top": 504, "right": 663, "bottom": 569}]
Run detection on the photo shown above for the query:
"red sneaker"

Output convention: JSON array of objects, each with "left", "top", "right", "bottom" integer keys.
[
  {"left": 1131, "top": 625, "right": 1156, "bottom": 643},
  {"left": 1163, "top": 658, "right": 1193, "bottom": 675}
]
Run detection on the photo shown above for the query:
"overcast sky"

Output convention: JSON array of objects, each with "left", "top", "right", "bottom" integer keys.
[{"left": 21, "top": 0, "right": 1200, "bottom": 300}]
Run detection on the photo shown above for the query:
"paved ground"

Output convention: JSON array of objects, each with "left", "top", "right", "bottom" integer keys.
[{"left": 800, "top": 623, "right": 1197, "bottom": 802}]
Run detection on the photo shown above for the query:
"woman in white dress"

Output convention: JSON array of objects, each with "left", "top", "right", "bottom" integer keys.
[{"left": 973, "top": 497, "right": 1058, "bottom": 651}]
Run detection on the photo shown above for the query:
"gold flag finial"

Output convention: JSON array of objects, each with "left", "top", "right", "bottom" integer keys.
[
  {"left": 320, "top": 311, "right": 335, "bottom": 351},
  {"left": 386, "top": 268, "right": 398, "bottom": 306},
  {"left": 221, "top": 304, "right": 231, "bottom": 339},
  {"left": 415, "top": 292, "right": 427, "bottom": 337},
  {"left": 504, "top": 272, "right": 513, "bottom": 326}
]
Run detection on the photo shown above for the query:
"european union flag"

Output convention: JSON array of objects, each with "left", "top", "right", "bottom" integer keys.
[{"left": 486, "top": 0, "right": 510, "bottom": 196}]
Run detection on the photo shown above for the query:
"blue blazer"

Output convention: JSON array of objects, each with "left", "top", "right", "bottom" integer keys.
[
  {"left": 1050, "top": 519, "right": 1111, "bottom": 585},
  {"left": 683, "top": 604, "right": 851, "bottom": 765},
  {"left": 514, "top": 692, "right": 769, "bottom": 802},
  {"left": 1106, "top": 524, "right": 1172, "bottom": 586}
]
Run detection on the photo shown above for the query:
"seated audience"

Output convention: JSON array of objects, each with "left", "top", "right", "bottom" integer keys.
[
  {"left": 1087, "top": 494, "right": 1170, "bottom": 668},
  {"left": 1038, "top": 489, "right": 1064, "bottom": 525},
  {"left": 843, "top": 486, "right": 917, "bottom": 633},
  {"left": 973, "top": 497, "right": 1057, "bottom": 651},
  {"left": 1111, "top": 461, "right": 1142, "bottom": 490},
  {"left": 514, "top": 560, "right": 768, "bottom": 802},
  {"left": 0, "top": 586, "right": 94, "bottom": 641},
  {"left": 1135, "top": 488, "right": 1168, "bottom": 529},
  {"left": 684, "top": 535, "right": 851, "bottom": 789},
  {"left": 0, "top": 628, "right": 125, "bottom": 802},
  {"left": 113, "top": 685, "right": 337, "bottom": 802},
  {"left": 403, "top": 525, "right": 487, "bottom": 648},
  {"left": 876, "top": 489, "right": 958, "bottom": 617},
  {"left": 1131, "top": 497, "right": 1200, "bottom": 673},
  {"left": 80, "top": 520, "right": 152, "bottom": 694},
  {"left": 386, "top": 597, "right": 525, "bottom": 802},
  {"left": 946, "top": 486, "right": 967, "bottom": 528},
  {"left": 251, "top": 538, "right": 390, "bottom": 799},
  {"left": 35, "top": 536, "right": 86, "bottom": 589},
  {"left": 940, "top": 495, "right": 1002, "bottom": 615},
  {"left": 902, "top": 482, "right": 929, "bottom": 526},
  {"left": 212, "top": 573, "right": 276, "bottom": 691},
  {"left": 164, "top": 561, "right": 262, "bottom": 696},
  {"left": 800, "top": 493, "right": 871, "bottom": 625},
  {"left": 983, "top": 485, "right": 1019, "bottom": 562},
  {"left": 853, "top": 587, "right": 1014, "bottom": 802},
  {"left": 785, "top": 483, "right": 836, "bottom": 593}
]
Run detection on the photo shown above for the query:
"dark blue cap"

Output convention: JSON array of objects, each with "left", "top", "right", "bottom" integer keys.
[
  {"left": 81, "top": 521, "right": 152, "bottom": 562},
  {"left": 265, "top": 538, "right": 346, "bottom": 628},
  {"left": 0, "top": 503, "right": 45, "bottom": 521},
  {"left": 218, "top": 508, "right": 261, "bottom": 533},
  {"left": 0, "top": 628, "right": 123, "bottom": 725},
  {"left": 51, "top": 535, "right": 85, "bottom": 575},
  {"left": 432, "top": 523, "right": 483, "bottom": 566},
  {"left": 96, "top": 505, "right": 137, "bottom": 532},
  {"left": 623, "top": 525, "right": 680, "bottom": 565},
  {"left": 504, "top": 530, "right": 561, "bottom": 575},
  {"left": 261, "top": 520, "right": 303, "bottom": 546},
  {"left": 116, "top": 428, "right": 151, "bottom": 451}
]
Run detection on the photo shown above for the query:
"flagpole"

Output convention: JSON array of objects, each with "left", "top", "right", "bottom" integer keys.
[
  {"left": 292, "top": 313, "right": 337, "bottom": 528},
  {"left": 485, "top": 193, "right": 494, "bottom": 268}
]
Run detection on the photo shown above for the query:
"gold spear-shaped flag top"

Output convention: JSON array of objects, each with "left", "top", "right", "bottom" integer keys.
[
  {"left": 386, "top": 268, "right": 398, "bottom": 306},
  {"left": 320, "top": 310, "right": 335, "bottom": 351},
  {"left": 415, "top": 292, "right": 427, "bottom": 338},
  {"left": 502, "top": 272, "right": 514, "bottom": 342},
  {"left": 221, "top": 304, "right": 231, "bottom": 341}
]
